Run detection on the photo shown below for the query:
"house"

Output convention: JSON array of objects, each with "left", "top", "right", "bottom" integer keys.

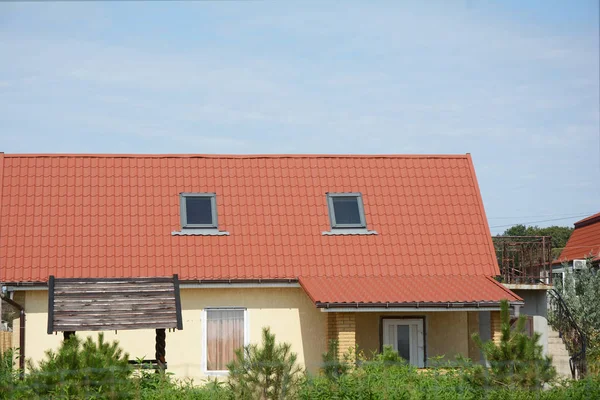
[
  {"left": 0, "top": 153, "right": 522, "bottom": 380},
  {"left": 553, "top": 212, "right": 600, "bottom": 276}
]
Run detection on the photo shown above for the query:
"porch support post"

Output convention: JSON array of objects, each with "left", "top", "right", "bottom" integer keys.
[
  {"left": 327, "top": 313, "right": 356, "bottom": 358},
  {"left": 490, "top": 311, "right": 502, "bottom": 345},
  {"left": 155, "top": 328, "right": 166, "bottom": 372},
  {"left": 467, "top": 312, "right": 480, "bottom": 360}
]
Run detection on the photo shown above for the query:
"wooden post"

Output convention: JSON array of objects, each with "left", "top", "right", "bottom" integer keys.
[
  {"left": 63, "top": 331, "right": 75, "bottom": 341},
  {"left": 155, "top": 328, "right": 166, "bottom": 372}
]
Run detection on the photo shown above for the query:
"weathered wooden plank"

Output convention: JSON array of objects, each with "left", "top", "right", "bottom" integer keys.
[
  {"left": 55, "top": 318, "right": 177, "bottom": 327},
  {"left": 54, "top": 295, "right": 175, "bottom": 305},
  {"left": 55, "top": 301, "right": 175, "bottom": 309},
  {"left": 55, "top": 280, "right": 175, "bottom": 285},
  {"left": 55, "top": 281, "right": 175, "bottom": 288},
  {"left": 54, "top": 319, "right": 178, "bottom": 327},
  {"left": 54, "top": 291, "right": 174, "bottom": 301},
  {"left": 54, "top": 310, "right": 177, "bottom": 318},
  {"left": 54, "top": 322, "right": 177, "bottom": 330},
  {"left": 54, "top": 286, "right": 175, "bottom": 294},
  {"left": 54, "top": 302, "right": 176, "bottom": 309},
  {"left": 54, "top": 323, "right": 178, "bottom": 331},
  {"left": 173, "top": 274, "right": 183, "bottom": 330},
  {"left": 54, "top": 288, "right": 175, "bottom": 297},
  {"left": 47, "top": 276, "right": 55, "bottom": 334},
  {"left": 55, "top": 290, "right": 175, "bottom": 298},
  {"left": 54, "top": 308, "right": 177, "bottom": 314},
  {"left": 54, "top": 277, "right": 175, "bottom": 284},
  {"left": 55, "top": 304, "right": 177, "bottom": 312}
]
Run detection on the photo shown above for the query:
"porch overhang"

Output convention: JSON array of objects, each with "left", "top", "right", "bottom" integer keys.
[{"left": 300, "top": 275, "right": 523, "bottom": 311}]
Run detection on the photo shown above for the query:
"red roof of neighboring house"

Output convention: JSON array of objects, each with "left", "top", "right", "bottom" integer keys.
[
  {"left": 0, "top": 153, "right": 512, "bottom": 304},
  {"left": 556, "top": 212, "right": 600, "bottom": 263},
  {"left": 300, "top": 275, "right": 521, "bottom": 306}
]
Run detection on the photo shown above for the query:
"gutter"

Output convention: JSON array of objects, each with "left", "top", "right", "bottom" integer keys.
[
  {"left": 316, "top": 300, "right": 524, "bottom": 312},
  {"left": 0, "top": 294, "right": 25, "bottom": 379},
  {"left": 5, "top": 279, "right": 301, "bottom": 291}
]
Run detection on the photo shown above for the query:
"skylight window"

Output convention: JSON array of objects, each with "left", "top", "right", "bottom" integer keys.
[
  {"left": 180, "top": 193, "right": 218, "bottom": 229},
  {"left": 327, "top": 193, "right": 367, "bottom": 229}
]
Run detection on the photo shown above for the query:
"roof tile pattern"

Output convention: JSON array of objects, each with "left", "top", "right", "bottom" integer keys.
[
  {"left": 557, "top": 212, "right": 600, "bottom": 262},
  {"left": 300, "top": 275, "right": 521, "bottom": 304},
  {"left": 0, "top": 154, "right": 499, "bottom": 283}
]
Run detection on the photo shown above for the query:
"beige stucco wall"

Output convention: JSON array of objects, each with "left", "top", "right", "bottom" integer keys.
[
  {"left": 15, "top": 287, "right": 327, "bottom": 381},
  {"left": 355, "top": 311, "right": 472, "bottom": 365},
  {"left": 15, "top": 288, "right": 480, "bottom": 378}
]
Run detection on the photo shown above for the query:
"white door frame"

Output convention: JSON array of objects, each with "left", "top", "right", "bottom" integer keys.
[{"left": 382, "top": 318, "right": 425, "bottom": 368}]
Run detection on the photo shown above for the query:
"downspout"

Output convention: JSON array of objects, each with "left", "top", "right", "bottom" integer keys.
[{"left": 0, "top": 293, "right": 25, "bottom": 379}]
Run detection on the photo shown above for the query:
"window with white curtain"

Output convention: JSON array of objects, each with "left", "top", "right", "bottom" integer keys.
[{"left": 203, "top": 308, "right": 247, "bottom": 373}]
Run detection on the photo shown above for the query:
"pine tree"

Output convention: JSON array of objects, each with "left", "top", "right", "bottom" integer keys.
[
  {"left": 227, "top": 327, "right": 303, "bottom": 400},
  {"left": 472, "top": 300, "right": 556, "bottom": 389}
]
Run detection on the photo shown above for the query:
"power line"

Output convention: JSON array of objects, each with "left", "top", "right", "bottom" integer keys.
[
  {"left": 488, "top": 212, "right": 597, "bottom": 220},
  {"left": 489, "top": 214, "right": 592, "bottom": 229}
]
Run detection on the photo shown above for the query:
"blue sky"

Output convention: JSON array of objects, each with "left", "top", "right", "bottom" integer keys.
[{"left": 0, "top": 0, "right": 598, "bottom": 235}]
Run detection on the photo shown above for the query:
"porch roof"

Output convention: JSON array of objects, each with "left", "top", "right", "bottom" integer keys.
[{"left": 299, "top": 275, "right": 522, "bottom": 308}]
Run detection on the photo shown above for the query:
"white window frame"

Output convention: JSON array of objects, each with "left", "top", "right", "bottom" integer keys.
[
  {"left": 326, "top": 192, "right": 367, "bottom": 229},
  {"left": 180, "top": 192, "right": 218, "bottom": 229},
  {"left": 201, "top": 307, "right": 249, "bottom": 376},
  {"left": 382, "top": 318, "right": 425, "bottom": 368}
]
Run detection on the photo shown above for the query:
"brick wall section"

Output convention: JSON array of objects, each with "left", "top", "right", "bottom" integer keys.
[
  {"left": 327, "top": 313, "right": 356, "bottom": 358},
  {"left": 0, "top": 331, "right": 12, "bottom": 353},
  {"left": 491, "top": 311, "right": 502, "bottom": 345}
]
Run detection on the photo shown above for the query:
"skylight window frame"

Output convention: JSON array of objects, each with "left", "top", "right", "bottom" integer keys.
[
  {"left": 180, "top": 192, "right": 219, "bottom": 229},
  {"left": 327, "top": 192, "right": 367, "bottom": 229}
]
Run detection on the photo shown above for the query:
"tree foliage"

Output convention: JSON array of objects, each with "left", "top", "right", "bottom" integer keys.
[
  {"left": 227, "top": 327, "right": 303, "bottom": 400},
  {"left": 320, "top": 340, "right": 355, "bottom": 380},
  {"left": 0, "top": 348, "right": 19, "bottom": 399},
  {"left": 552, "top": 265, "right": 600, "bottom": 374},
  {"left": 24, "top": 333, "right": 132, "bottom": 399},
  {"left": 472, "top": 300, "right": 556, "bottom": 389},
  {"left": 500, "top": 225, "right": 573, "bottom": 257}
]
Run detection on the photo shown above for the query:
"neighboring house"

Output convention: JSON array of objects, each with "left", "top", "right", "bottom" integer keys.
[
  {"left": 493, "top": 235, "right": 554, "bottom": 357},
  {"left": 0, "top": 153, "right": 522, "bottom": 380},
  {"left": 553, "top": 212, "right": 600, "bottom": 275}
]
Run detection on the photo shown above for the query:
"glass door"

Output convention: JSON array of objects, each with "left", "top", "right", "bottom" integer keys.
[{"left": 382, "top": 318, "right": 425, "bottom": 367}]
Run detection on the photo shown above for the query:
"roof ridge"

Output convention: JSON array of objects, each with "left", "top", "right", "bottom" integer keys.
[{"left": 3, "top": 153, "right": 470, "bottom": 159}]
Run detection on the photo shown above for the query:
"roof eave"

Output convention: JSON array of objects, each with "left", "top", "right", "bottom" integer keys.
[{"left": 315, "top": 300, "right": 524, "bottom": 309}]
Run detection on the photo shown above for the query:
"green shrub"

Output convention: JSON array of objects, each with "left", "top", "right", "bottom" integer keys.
[
  {"left": 132, "top": 375, "right": 231, "bottom": 400},
  {"left": 320, "top": 340, "right": 353, "bottom": 380},
  {"left": 24, "top": 333, "right": 133, "bottom": 399},
  {"left": 227, "top": 327, "right": 303, "bottom": 400},
  {"left": 301, "top": 347, "right": 482, "bottom": 400},
  {"left": 0, "top": 348, "right": 20, "bottom": 399},
  {"left": 472, "top": 300, "right": 556, "bottom": 389}
]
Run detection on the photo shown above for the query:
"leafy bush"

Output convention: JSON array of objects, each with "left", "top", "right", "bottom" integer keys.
[
  {"left": 24, "top": 333, "right": 133, "bottom": 399},
  {"left": 227, "top": 327, "right": 303, "bottom": 400},
  {"left": 320, "top": 340, "right": 352, "bottom": 380},
  {"left": 472, "top": 300, "right": 556, "bottom": 389},
  {"left": 302, "top": 348, "right": 600, "bottom": 400},
  {"left": 0, "top": 348, "right": 20, "bottom": 399},
  {"left": 551, "top": 263, "right": 600, "bottom": 375},
  {"left": 302, "top": 347, "right": 480, "bottom": 400},
  {"left": 132, "top": 375, "right": 230, "bottom": 400}
]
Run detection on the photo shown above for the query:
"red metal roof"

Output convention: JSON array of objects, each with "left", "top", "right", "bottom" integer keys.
[
  {"left": 556, "top": 212, "right": 600, "bottom": 263},
  {"left": 300, "top": 275, "right": 522, "bottom": 305},
  {"left": 0, "top": 153, "right": 504, "bottom": 303}
]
